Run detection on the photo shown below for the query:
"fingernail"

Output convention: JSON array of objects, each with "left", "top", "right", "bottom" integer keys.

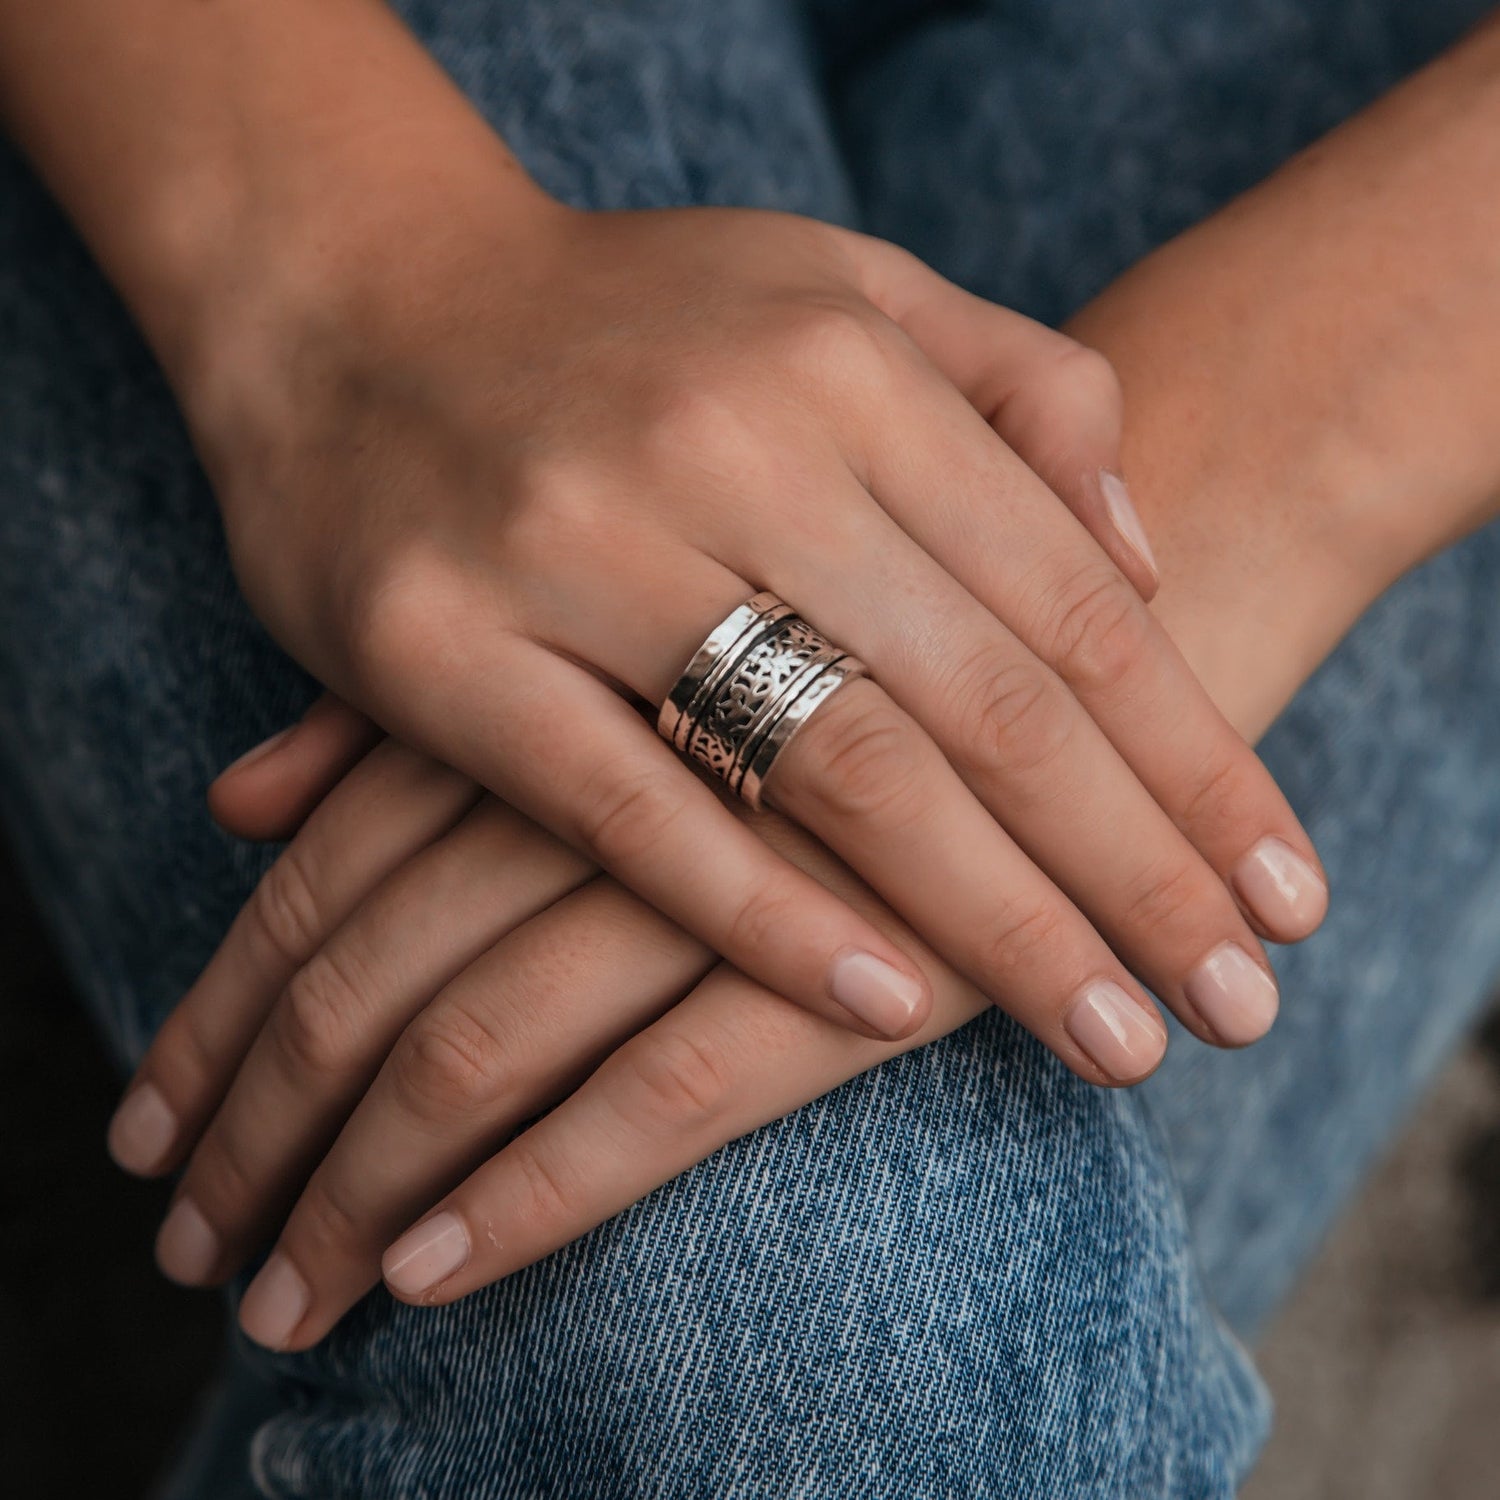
[
  {"left": 156, "top": 1197, "right": 219, "bottom": 1285},
  {"left": 106, "top": 1082, "right": 177, "bottom": 1174},
  {"left": 1232, "top": 837, "right": 1329, "bottom": 939},
  {"left": 383, "top": 1211, "right": 470, "bottom": 1298},
  {"left": 222, "top": 723, "right": 296, "bottom": 776},
  {"left": 239, "top": 1252, "right": 310, "bottom": 1350},
  {"left": 828, "top": 949, "right": 924, "bottom": 1037},
  {"left": 1183, "top": 942, "right": 1280, "bottom": 1046},
  {"left": 1098, "top": 469, "right": 1159, "bottom": 580},
  {"left": 1064, "top": 979, "right": 1167, "bottom": 1083}
]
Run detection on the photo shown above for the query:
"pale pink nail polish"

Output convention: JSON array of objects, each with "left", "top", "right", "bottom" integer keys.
[
  {"left": 1098, "top": 470, "right": 1159, "bottom": 580},
  {"left": 156, "top": 1197, "right": 219, "bottom": 1285},
  {"left": 384, "top": 1211, "right": 470, "bottom": 1298},
  {"left": 222, "top": 723, "right": 296, "bottom": 776},
  {"left": 107, "top": 1082, "right": 177, "bottom": 1174},
  {"left": 828, "top": 950, "right": 924, "bottom": 1037},
  {"left": 239, "top": 1252, "right": 310, "bottom": 1350},
  {"left": 1064, "top": 979, "right": 1167, "bottom": 1083},
  {"left": 1183, "top": 942, "right": 1279, "bottom": 1046},
  {"left": 1232, "top": 837, "right": 1329, "bottom": 939}
]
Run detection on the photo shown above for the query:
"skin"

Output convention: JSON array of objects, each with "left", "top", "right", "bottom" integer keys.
[
  {"left": 11, "top": 2, "right": 1500, "bottom": 1344},
  {"left": 0, "top": 0, "right": 1323, "bottom": 1073},
  {"left": 169, "top": 5, "right": 1500, "bottom": 1350}
]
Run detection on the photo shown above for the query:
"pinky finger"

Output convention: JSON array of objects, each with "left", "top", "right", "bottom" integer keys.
[
  {"left": 379, "top": 964, "right": 964, "bottom": 1304},
  {"left": 847, "top": 232, "right": 1157, "bottom": 598}
]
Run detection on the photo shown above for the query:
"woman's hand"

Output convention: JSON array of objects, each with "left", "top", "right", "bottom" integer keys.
[
  {"left": 109, "top": 643, "right": 1321, "bottom": 1348},
  {"left": 108, "top": 696, "right": 1096, "bottom": 1352},
  {"left": 5, "top": 0, "right": 1323, "bottom": 1048},
  {"left": 182, "top": 156, "right": 1325, "bottom": 1061}
]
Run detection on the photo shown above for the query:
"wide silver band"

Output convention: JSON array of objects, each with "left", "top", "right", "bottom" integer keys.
[{"left": 657, "top": 591, "right": 867, "bottom": 809}]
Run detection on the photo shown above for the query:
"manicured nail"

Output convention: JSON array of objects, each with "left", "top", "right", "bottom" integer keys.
[
  {"left": 156, "top": 1197, "right": 219, "bottom": 1285},
  {"left": 239, "top": 1252, "right": 310, "bottom": 1350},
  {"left": 1183, "top": 942, "right": 1279, "bottom": 1046},
  {"left": 222, "top": 723, "right": 296, "bottom": 776},
  {"left": 1232, "top": 837, "right": 1329, "bottom": 939},
  {"left": 383, "top": 1211, "right": 470, "bottom": 1298},
  {"left": 1098, "top": 469, "right": 1159, "bottom": 580},
  {"left": 106, "top": 1082, "right": 177, "bottom": 1174},
  {"left": 1064, "top": 979, "right": 1167, "bottom": 1083},
  {"left": 829, "top": 949, "right": 924, "bottom": 1037}
]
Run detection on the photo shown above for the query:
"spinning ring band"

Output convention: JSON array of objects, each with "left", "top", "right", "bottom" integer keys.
[{"left": 658, "top": 591, "right": 867, "bottom": 810}]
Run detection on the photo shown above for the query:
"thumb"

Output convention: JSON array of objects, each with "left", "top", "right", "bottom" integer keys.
[
  {"left": 208, "top": 690, "right": 382, "bottom": 842},
  {"left": 848, "top": 234, "right": 1158, "bottom": 599}
]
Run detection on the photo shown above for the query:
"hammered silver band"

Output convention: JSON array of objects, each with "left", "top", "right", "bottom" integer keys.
[{"left": 657, "top": 591, "right": 867, "bottom": 809}]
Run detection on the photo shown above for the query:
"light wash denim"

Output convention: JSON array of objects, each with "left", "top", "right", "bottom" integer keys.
[{"left": 1, "top": 1, "right": 1498, "bottom": 1494}]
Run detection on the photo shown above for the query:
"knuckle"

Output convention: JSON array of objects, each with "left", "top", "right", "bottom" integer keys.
[
  {"left": 392, "top": 1005, "right": 506, "bottom": 1126},
  {"left": 793, "top": 691, "right": 927, "bottom": 826},
  {"left": 981, "top": 902, "right": 1071, "bottom": 990},
  {"left": 342, "top": 544, "right": 458, "bottom": 689},
  {"left": 148, "top": 1007, "right": 222, "bottom": 1103},
  {"left": 634, "top": 380, "right": 764, "bottom": 477},
  {"left": 946, "top": 647, "right": 1075, "bottom": 783},
  {"left": 1120, "top": 857, "right": 1214, "bottom": 937},
  {"left": 506, "top": 1142, "right": 577, "bottom": 1236},
  {"left": 1045, "top": 342, "right": 1124, "bottom": 419},
  {"left": 247, "top": 850, "right": 326, "bottom": 968},
  {"left": 1038, "top": 566, "right": 1151, "bottom": 693},
  {"left": 621, "top": 1026, "right": 735, "bottom": 1130},
  {"left": 284, "top": 1184, "right": 365, "bottom": 1268},
  {"left": 723, "top": 885, "right": 808, "bottom": 963},
  {"left": 498, "top": 456, "right": 609, "bottom": 574},
  {"left": 274, "top": 950, "right": 371, "bottom": 1080},
  {"left": 781, "top": 301, "right": 896, "bottom": 400},
  {"left": 573, "top": 765, "right": 687, "bottom": 868},
  {"left": 1178, "top": 752, "right": 1256, "bottom": 839},
  {"left": 186, "top": 1129, "right": 257, "bottom": 1229}
]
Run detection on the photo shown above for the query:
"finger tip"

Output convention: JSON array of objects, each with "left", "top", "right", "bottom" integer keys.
[
  {"left": 1112, "top": 541, "right": 1160, "bottom": 603},
  {"left": 1231, "top": 837, "right": 1331, "bottom": 944},
  {"left": 828, "top": 949, "right": 930, "bottom": 1041},
  {"left": 238, "top": 1252, "right": 312, "bottom": 1351},
  {"left": 382, "top": 1210, "right": 471, "bottom": 1303},
  {"left": 155, "top": 1197, "right": 226, "bottom": 1287},
  {"left": 105, "top": 1083, "right": 179, "bottom": 1176},
  {"left": 379, "top": 1272, "right": 454, "bottom": 1310},
  {"left": 884, "top": 998, "right": 931, "bottom": 1043}
]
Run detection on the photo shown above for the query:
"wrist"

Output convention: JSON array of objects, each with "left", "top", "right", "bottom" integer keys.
[
  {"left": 172, "top": 123, "right": 570, "bottom": 465},
  {"left": 139, "top": 11, "right": 568, "bottom": 411},
  {"left": 0, "top": 0, "right": 566, "bottom": 405},
  {"left": 1061, "top": 11, "right": 1500, "bottom": 744},
  {"left": 1066, "top": 274, "right": 1388, "bottom": 745}
]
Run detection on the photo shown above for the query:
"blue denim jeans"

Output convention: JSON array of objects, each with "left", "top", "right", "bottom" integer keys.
[{"left": 2, "top": 1, "right": 1498, "bottom": 1494}]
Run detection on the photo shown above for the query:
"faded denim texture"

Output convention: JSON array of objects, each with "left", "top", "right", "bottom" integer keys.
[{"left": 1, "top": 1, "right": 1498, "bottom": 1495}]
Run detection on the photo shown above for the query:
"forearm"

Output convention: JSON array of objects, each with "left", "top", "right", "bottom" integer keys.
[
  {"left": 1068, "top": 10, "right": 1500, "bottom": 741},
  {"left": 0, "top": 0, "right": 555, "bottom": 389}
]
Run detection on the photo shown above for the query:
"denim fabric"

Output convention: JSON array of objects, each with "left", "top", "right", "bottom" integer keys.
[{"left": 0, "top": 0, "right": 1497, "bottom": 1495}]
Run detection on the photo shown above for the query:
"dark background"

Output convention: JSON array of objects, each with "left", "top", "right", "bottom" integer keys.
[
  {"left": 2, "top": 828, "right": 1498, "bottom": 1499},
  {"left": 0, "top": 839, "right": 221, "bottom": 1499}
]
